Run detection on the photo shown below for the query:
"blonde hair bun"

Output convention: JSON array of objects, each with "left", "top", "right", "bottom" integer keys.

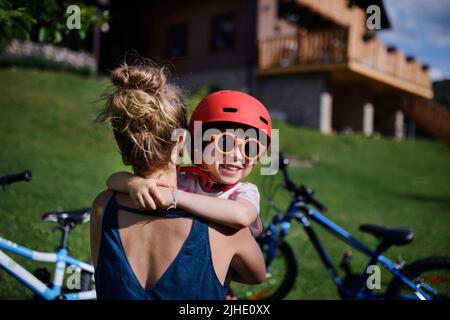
[
  {"left": 97, "top": 61, "right": 187, "bottom": 172},
  {"left": 111, "top": 64, "right": 166, "bottom": 95}
]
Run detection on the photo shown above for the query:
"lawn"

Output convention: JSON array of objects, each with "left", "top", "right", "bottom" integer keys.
[{"left": 0, "top": 68, "right": 449, "bottom": 299}]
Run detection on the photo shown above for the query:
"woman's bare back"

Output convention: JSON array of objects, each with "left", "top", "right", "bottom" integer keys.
[{"left": 91, "top": 191, "right": 265, "bottom": 297}]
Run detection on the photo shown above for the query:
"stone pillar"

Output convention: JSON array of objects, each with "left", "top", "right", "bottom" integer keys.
[
  {"left": 363, "top": 102, "right": 374, "bottom": 136},
  {"left": 395, "top": 110, "right": 405, "bottom": 140},
  {"left": 320, "top": 92, "right": 333, "bottom": 134}
]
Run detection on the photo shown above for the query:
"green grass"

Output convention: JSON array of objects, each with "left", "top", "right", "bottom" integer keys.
[
  {"left": 1, "top": 68, "right": 449, "bottom": 299},
  {"left": 252, "top": 123, "right": 450, "bottom": 299}
]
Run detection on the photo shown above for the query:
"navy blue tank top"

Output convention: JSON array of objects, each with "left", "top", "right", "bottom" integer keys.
[{"left": 95, "top": 193, "right": 227, "bottom": 300}]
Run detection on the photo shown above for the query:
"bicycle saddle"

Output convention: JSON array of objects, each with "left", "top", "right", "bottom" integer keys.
[
  {"left": 42, "top": 208, "right": 90, "bottom": 225},
  {"left": 359, "top": 224, "right": 414, "bottom": 246}
]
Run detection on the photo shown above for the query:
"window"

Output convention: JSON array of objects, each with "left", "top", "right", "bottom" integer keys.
[
  {"left": 167, "top": 23, "right": 188, "bottom": 58},
  {"left": 211, "top": 13, "right": 236, "bottom": 52}
]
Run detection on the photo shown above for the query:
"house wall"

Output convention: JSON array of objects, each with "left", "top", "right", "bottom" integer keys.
[
  {"left": 257, "top": 73, "right": 329, "bottom": 128},
  {"left": 332, "top": 88, "right": 407, "bottom": 137},
  {"left": 148, "top": 0, "right": 256, "bottom": 73},
  {"left": 257, "top": 0, "right": 298, "bottom": 38},
  {"left": 175, "top": 67, "right": 254, "bottom": 92},
  {"left": 99, "top": 0, "right": 153, "bottom": 69},
  {"left": 332, "top": 87, "right": 371, "bottom": 132},
  {"left": 143, "top": 0, "right": 258, "bottom": 92},
  {"left": 373, "top": 94, "right": 405, "bottom": 137}
]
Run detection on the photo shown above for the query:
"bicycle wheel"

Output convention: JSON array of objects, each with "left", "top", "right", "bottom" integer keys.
[
  {"left": 230, "top": 241, "right": 297, "bottom": 300},
  {"left": 386, "top": 256, "right": 450, "bottom": 300},
  {"left": 80, "top": 269, "right": 95, "bottom": 291}
]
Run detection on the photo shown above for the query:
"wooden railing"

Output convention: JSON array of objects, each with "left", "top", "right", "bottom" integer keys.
[
  {"left": 258, "top": 28, "right": 431, "bottom": 93},
  {"left": 352, "top": 37, "right": 432, "bottom": 89},
  {"left": 403, "top": 97, "right": 450, "bottom": 144},
  {"left": 259, "top": 28, "right": 347, "bottom": 69},
  {"left": 280, "top": 0, "right": 433, "bottom": 94}
]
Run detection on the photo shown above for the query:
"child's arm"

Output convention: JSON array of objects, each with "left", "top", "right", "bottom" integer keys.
[
  {"left": 106, "top": 171, "right": 131, "bottom": 193},
  {"left": 107, "top": 173, "right": 258, "bottom": 230},
  {"left": 176, "top": 189, "right": 258, "bottom": 230},
  {"left": 106, "top": 172, "right": 170, "bottom": 210}
]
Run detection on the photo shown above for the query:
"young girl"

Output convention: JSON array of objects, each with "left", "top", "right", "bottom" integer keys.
[{"left": 107, "top": 90, "right": 272, "bottom": 237}]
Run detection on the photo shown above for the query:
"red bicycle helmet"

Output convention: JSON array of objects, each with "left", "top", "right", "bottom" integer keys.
[{"left": 189, "top": 90, "right": 272, "bottom": 140}]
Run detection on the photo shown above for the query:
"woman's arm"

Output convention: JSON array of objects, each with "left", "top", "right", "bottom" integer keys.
[
  {"left": 227, "top": 227, "right": 266, "bottom": 285},
  {"left": 90, "top": 190, "right": 112, "bottom": 268}
]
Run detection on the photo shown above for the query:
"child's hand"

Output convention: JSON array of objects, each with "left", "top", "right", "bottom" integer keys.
[{"left": 128, "top": 176, "right": 173, "bottom": 210}]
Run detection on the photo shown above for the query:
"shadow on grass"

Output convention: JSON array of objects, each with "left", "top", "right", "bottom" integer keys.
[{"left": 395, "top": 193, "right": 450, "bottom": 211}]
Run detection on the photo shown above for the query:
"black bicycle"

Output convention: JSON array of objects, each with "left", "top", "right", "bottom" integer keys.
[{"left": 231, "top": 153, "right": 450, "bottom": 300}]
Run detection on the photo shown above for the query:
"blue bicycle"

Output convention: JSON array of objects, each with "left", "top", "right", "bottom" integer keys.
[
  {"left": 0, "top": 171, "right": 96, "bottom": 300},
  {"left": 231, "top": 153, "right": 450, "bottom": 300}
]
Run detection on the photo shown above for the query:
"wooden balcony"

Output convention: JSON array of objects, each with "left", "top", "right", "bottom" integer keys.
[
  {"left": 259, "top": 29, "right": 347, "bottom": 69},
  {"left": 258, "top": 29, "right": 433, "bottom": 98}
]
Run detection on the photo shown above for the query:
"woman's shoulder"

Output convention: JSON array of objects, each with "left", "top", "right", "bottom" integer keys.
[
  {"left": 91, "top": 190, "right": 114, "bottom": 221},
  {"left": 207, "top": 221, "right": 252, "bottom": 245},
  {"left": 208, "top": 221, "right": 239, "bottom": 237},
  {"left": 207, "top": 221, "right": 256, "bottom": 266}
]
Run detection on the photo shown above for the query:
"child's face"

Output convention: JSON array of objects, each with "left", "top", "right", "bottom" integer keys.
[
  {"left": 202, "top": 147, "right": 255, "bottom": 185},
  {"left": 201, "top": 125, "right": 266, "bottom": 185}
]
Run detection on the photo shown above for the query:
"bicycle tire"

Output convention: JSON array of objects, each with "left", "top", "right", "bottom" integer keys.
[
  {"left": 263, "top": 241, "right": 297, "bottom": 300},
  {"left": 31, "top": 266, "right": 95, "bottom": 300},
  {"left": 232, "top": 241, "right": 297, "bottom": 300},
  {"left": 80, "top": 269, "right": 95, "bottom": 291},
  {"left": 386, "top": 256, "right": 450, "bottom": 300}
]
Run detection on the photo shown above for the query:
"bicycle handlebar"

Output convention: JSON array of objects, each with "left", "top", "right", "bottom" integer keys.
[
  {"left": 297, "top": 185, "right": 327, "bottom": 212},
  {"left": 0, "top": 170, "right": 32, "bottom": 188},
  {"left": 278, "top": 153, "right": 327, "bottom": 212}
]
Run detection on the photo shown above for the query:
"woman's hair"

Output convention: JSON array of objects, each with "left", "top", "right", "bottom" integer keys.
[{"left": 97, "top": 62, "right": 187, "bottom": 173}]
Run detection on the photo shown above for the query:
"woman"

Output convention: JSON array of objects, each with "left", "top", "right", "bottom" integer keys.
[{"left": 90, "top": 62, "right": 265, "bottom": 300}]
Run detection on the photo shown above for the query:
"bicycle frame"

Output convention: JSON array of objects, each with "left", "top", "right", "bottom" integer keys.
[
  {"left": 267, "top": 199, "right": 438, "bottom": 300},
  {"left": 0, "top": 236, "right": 96, "bottom": 300}
]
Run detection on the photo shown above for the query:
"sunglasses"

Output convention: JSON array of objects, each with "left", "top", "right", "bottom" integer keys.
[{"left": 209, "top": 131, "right": 266, "bottom": 162}]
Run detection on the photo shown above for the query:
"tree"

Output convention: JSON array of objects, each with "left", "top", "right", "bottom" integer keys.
[
  {"left": 0, "top": 0, "right": 109, "bottom": 51},
  {"left": 0, "top": 0, "right": 35, "bottom": 50}
]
